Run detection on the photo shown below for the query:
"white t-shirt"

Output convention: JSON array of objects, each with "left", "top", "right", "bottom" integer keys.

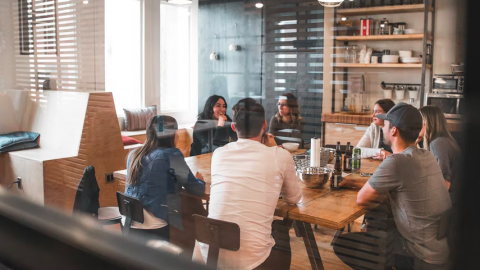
[
  {"left": 121, "top": 209, "right": 168, "bottom": 230},
  {"left": 200, "top": 139, "right": 303, "bottom": 270}
]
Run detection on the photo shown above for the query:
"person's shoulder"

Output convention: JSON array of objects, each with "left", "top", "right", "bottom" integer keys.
[
  {"left": 430, "top": 137, "right": 453, "bottom": 149},
  {"left": 150, "top": 148, "right": 180, "bottom": 159},
  {"left": 275, "top": 146, "right": 293, "bottom": 160}
]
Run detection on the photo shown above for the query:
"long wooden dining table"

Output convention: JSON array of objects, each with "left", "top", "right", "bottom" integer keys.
[{"left": 113, "top": 150, "right": 381, "bottom": 270}]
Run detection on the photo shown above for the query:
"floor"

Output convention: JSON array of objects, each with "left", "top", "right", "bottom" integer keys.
[
  {"left": 106, "top": 217, "right": 363, "bottom": 270},
  {"left": 287, "top": 217, "right": 362, "bottom": 270}
]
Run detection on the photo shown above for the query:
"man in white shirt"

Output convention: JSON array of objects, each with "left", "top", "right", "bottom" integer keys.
[{"left": 200, "top": 98, "right": 303, "bottom": 270}]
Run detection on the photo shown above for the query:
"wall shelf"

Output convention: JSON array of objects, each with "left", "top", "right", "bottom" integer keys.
[
  {"left": 337, "top": 4, "right": 433, "bottom": 16},
  {"left": 335, "top": 34, "right": 431, "bottom": 41},
  {"left": 334, "top": 63, "right": 431, "bottom": 69}
]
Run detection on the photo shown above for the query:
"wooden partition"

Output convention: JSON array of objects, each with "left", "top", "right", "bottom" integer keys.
[{"left": 1, "top": 91, "right": 126, "bottom": 211}]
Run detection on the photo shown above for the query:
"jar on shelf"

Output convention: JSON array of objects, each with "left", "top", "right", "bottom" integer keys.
[
  {"left": 403, "top": 0, "right": 414, "bottom": 4},
  {"left": 344, "top": 0, "right": 355, "bottom": 8},
  {"left": 383, "top": 0, "right": 393, "bottom": 5},
  {"left": 364, "top": 0, "right": 373, "bottom": 7},
  {"left": 350, "top": 45, "right": 358, "bottom": 63},
  {"left": 393, "top": 0, "right": 402, "bottom": 5}
]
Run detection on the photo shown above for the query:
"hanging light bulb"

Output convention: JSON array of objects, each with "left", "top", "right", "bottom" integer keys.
[
  {"left": 255, "top": 2, "right": 264, "bottom": 8},
  {"left": 318, "top": 0, "right": 344, "bottom": 7}
]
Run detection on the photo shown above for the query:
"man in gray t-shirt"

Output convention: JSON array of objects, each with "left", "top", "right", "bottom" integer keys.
[{"left": 357, "top": 103, "right": 452, "bottom": 267}]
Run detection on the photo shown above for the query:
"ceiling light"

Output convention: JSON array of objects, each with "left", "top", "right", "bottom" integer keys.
[
  {"left": 318, "top": 0, "right": 344, "bottom": 7},
  {"left": 82, "top": 0, "right": 88, "bottom": 4},
  {"left": 255, "top": 3, "right": 264, "bottom": 8},
  {"left": 341, "top": 17, "right": 347, "bottom": 21}
]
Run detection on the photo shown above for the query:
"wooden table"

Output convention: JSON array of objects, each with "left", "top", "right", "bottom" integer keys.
[{"left": 113, "top": 151, "right": 382, "bottom": 270}]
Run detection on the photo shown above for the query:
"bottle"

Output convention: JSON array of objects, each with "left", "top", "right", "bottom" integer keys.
[
  {"left": 344, "top": 142, "right": 352, "bottom": 172},
  {"left": 352, "top": 147, "right": 362, "bottom": 172},
  {"left": 332, "top": 142, "right": 343, "bottom": 190},
  {"left": 350, "top": 45, "right": 357, "bottom": 63}
]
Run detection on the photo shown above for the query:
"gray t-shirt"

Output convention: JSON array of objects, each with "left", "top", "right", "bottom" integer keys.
[
  {"left": 368, "top": 146, "right": 452, "bottom": 264},
  {"left": 429, "top": 137, "right": 461, "bottom": 203}
]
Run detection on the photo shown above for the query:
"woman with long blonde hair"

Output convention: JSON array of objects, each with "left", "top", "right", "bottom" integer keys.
[
  {"left": 124, "top": 115, "right": 205, "bottom": 240},
  {"left": 418, "top": 105, "right": 460, "bottom": 202}
]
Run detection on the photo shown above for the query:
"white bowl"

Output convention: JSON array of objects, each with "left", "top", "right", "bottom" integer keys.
[
  {"left": 283, "top": 143, "right": 299, "bottom": 152},
  {"left": 382, "top": 55, "right": 399, "bottom": 63},
  {"left": 399, "top": 50, "right": 412, "bottom": 58}
]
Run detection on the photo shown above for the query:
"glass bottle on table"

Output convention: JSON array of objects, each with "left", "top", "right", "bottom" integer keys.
[
  {"left": 344, "top": 142, "right": 353, "bottom": 172},
  {"left": 332, "top": 142, "right": 343, "bottom": 190}
]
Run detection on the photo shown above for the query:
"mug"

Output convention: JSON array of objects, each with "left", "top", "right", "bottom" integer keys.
[{"left": 371, "top": 56, "right": 378, "bottom": 63}]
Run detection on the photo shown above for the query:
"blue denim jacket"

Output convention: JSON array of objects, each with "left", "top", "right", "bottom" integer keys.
[{"left": 125, "top": 147, "right": 206, "bottom": 230}]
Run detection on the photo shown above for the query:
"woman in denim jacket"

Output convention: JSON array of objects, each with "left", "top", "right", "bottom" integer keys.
[{"left": 124, "top": 115, "right": 206, "bottom": 241}]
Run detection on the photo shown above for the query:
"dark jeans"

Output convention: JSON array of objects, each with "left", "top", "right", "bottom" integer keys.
[
  {"left": 254, "top": 219, "right": 292, "bottom": 270},
  {"left": 129, "top": 225, "right": 170, "bottom": 242}
]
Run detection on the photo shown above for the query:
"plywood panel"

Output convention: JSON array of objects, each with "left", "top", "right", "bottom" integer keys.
[
  {"left": 324, "top": 123, "right": 368, "bottom": 146},
  {"left": 43, "top": 92, "right": 126, "bottom": 211},
  {"left": 2, "top": 154, "right": 44, "bottom": 205}
]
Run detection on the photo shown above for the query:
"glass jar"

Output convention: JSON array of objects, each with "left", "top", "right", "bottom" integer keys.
[
  {"left": 344, "top": 46, "right": 351, "bottom": 63},
  {"left": 350, "top": 45, "right": 358, "bottom": 63},
  {"left": 393, "top": 0, "right": 402, "bottom": 5},
  {"left": 344, "top": 0, "right": 355, "bottom": 8},
  {"left": 383, "top": 0, "right": 393, "bottom": 5},
  {"left": 364, "top": 0, "right": 373, "bottom": 7}
]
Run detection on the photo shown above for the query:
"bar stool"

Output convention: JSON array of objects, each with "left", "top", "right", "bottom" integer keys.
[
  {"left": 192, "top": 214, "right": 240, "bottom": 269},
  {"left": 73, "top": 166, "right": 122, "bottom": 225}
]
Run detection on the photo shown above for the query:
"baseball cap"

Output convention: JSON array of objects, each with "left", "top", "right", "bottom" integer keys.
[{"left": 376, "top": 102, "right": 423, "bottom": 135}]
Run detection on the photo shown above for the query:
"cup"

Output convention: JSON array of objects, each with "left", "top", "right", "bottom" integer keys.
[{"left": 371, "top": 56, "right": 378, "bottom": 63}]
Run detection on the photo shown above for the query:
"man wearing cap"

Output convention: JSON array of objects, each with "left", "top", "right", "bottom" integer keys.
[{"left": 357, "top": 103, "right": 451, "bottom": 269}]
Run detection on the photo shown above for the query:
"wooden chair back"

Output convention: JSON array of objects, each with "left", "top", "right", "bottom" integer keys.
[
  {"left": 192, "top": 214, "right": 240, "bottom": 269},
  {"left": 116, "top": 192, "right": 144, "bottom": 236}
]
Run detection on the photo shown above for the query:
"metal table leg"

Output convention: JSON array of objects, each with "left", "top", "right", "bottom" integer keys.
[
  {"left": 330, "top": 226, "right": 345, "bottom": 246},
  {"left": 297, "top": 221, "right": 325, "bottom": 270}
]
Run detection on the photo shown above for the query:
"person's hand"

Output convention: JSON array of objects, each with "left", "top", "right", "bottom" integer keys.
[
  {"left": 263, "top": 133, "right": 277, "bottom": 147},
  {"left": 373, "top": 149, "right": 391, "bottom": 160},
  {"left": 217, "top": 115, "right": 227, "bottom": 127},
  {"left": 195, "top": 172, "right": 204, "bottom": 181}
]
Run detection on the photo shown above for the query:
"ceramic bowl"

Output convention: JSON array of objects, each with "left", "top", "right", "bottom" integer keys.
[{"left": 283, "top": 143, "right": 300, "bottom": 152}]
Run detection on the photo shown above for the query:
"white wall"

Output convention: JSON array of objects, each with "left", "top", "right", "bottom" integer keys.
[
  {"left": 323, "top": 0, "right": 465, "bottom": 113},
  {"left": 0, "top": 0, "right": 16, "bottom": 91}
]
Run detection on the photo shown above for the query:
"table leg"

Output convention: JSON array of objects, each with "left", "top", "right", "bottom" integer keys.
[
  {"left": 330, "top": 226, "right": 345, "bottom": 246},
  {"left": 293, "top": 220, "right": 301, "bottom": 238},
  {"left": 297, "top": 221, "right": 325, "bottom": 270}
]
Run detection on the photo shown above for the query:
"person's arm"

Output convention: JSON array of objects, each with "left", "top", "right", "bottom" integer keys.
[
  {"left": 430, "top": 140, "right": 453, "bottom": 190},
  {"left": 356, "top": 125, "right": 382, "bottom": 158},
  {"left": 268, "top": 116, "right": 279, "bottom": 135},
  {"left": 357, "top": 156, "right": 400, "bottom": 205},
  {"left": 169, "top": 149, "right": 206, "bottom": 196},
  {"left": 278, "top": 149, "right": 303, "bottom": 205}
]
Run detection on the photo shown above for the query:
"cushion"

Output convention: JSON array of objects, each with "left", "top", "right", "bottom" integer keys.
[
  {"left": 0, "top": 131, "right": 40, "bottom": 153},
  {"left": 122, "top": 135, "right": 143, "bottom": 146},
  {"left": 123, "top": 106, "right": 157, "bottom": 131}
]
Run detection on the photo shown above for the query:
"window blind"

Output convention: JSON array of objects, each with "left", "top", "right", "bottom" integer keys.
[
  {"left": 13, "top": 0, "right": 104, "bottom": 92},
  {"left": 263, "top": 0, "right": 324, "bottom": 140}
]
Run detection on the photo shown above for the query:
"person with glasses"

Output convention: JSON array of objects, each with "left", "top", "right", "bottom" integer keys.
[
  {"left": 268, "top": 93, "right": 305, "bottom": 148},
  {"left": 356, "top": 99, "right": 396, "bottom": 160},
  {"left": 190, "top": 95, "right": 238, "bottom": 156}
]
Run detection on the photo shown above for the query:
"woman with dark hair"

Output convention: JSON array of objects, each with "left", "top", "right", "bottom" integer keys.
[
  {"left": 356, "top": 99, "right": 396, "bottom": 159},
  {"left": 418, "top": 105, "right": 460, "bottom": 202},
  {"left": 268, "top": 93, "right": 305, "bottom": 147},
  {"left": 124, "top": 115, "right": 206, "bottom": 240},
  {"left": 190, "top": 95, "right": 237, "bottom": 156}
]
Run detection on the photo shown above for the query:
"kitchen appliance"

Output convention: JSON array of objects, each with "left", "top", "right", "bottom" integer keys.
[
  {"left": 450, "top": 63, "right": 465, "bottom": 75},
  {"left": 426, "top": 93, "right": 464, "bottom": 119},
  {"left": 432, "top": 74, "right": 465, "bottom": 94}
]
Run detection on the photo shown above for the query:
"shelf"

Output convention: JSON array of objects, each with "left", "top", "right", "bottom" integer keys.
[
  {"left": 335, "top": 34, "right": 431, "bottom": 41},
  {"left": 337, "top": 4, "right": 433, "bottom": 16},
  {"left": 334, "top": 63, "right": 432, "bottom": 69}
]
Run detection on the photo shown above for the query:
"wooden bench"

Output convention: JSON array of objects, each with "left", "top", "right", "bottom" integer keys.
[{"left": 0, "top": 90, "right": 126, "bottom": 211}]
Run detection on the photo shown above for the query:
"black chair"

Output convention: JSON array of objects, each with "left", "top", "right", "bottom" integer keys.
[
  {"left": 192, "top": 214, "right": 240, "bottom": 269},
  {"left": 73, "top": 166, "right": 122, "bottom": 225},
  {"left": 116, "top": 191, "right": 144, "bottom": 237}
]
